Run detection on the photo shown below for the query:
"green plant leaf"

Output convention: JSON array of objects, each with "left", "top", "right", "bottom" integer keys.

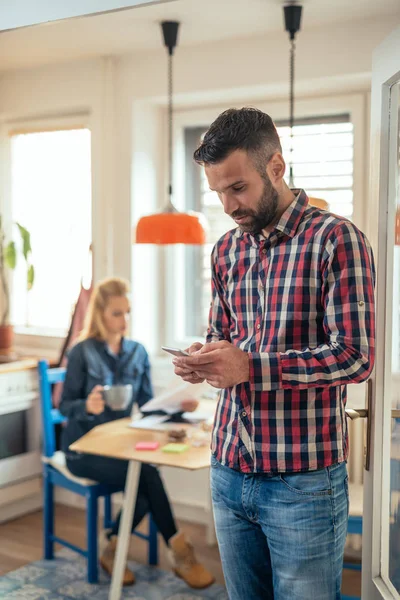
[
  {"left": 16, "top": 223, "right": 31, "bottom": 260},
  {"left": 27, "top": 264, "right": 35, "bottom": 290},
  {"left": 4, "top": 241, "right": 16, "bottom": 269}
]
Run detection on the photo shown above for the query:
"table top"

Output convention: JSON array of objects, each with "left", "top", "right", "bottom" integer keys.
[{"left": 70, "top": 418, "right": 212, "bottom": 470}]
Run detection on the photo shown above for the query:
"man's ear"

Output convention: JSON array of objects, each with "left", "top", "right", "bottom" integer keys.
[{"left": 266, "top": 152, "right": 286, "bottom": 186}]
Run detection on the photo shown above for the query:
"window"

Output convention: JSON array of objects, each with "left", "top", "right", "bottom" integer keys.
[
  {"left": 277, "top": 116, "right": 354, "bottom": 218},
  {"left": 10, "top": 128, "right": 92, "bottom": 335},
  {"left": 183, "top": 115, "right": 354, "bottom": 338}
]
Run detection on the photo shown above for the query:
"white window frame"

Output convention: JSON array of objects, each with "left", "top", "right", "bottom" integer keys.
[
  {"left": 0, "top": 113, "right": 92, "bottom": 357},
  {"left": 164, "top": 93, "right": 368, "bottom": 350}
]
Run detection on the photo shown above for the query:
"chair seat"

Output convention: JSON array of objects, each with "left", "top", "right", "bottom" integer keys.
[{"left": 42, "top": 451, "right": 97, "bottom": 486}]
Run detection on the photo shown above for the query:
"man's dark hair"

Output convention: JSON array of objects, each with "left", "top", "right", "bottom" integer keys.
[{"left": 193, "top": 107, "right": 282, "bottom": 175}]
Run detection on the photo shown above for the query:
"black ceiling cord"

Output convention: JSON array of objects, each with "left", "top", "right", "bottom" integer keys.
[
  {"left": 161, "top": 21, "right": 180, "bottom": 206},
  {"left": 283, "top": 4, "right": 303, "bottom": 188}
]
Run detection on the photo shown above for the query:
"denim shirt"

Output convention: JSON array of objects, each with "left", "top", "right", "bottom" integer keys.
[{"left": 59, "top": 337, "right": 153, "bottom": 456}]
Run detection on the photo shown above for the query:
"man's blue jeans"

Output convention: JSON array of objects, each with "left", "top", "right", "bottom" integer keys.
[{"left": 210, "top": 455, "right": 349, "bottom": 600}]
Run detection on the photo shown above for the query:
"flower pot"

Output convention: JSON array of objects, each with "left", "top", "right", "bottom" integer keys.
[{"left": 0, "top": 324, "right": 14, "bottom": 353}]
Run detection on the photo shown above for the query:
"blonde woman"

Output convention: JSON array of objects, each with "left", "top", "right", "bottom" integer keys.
[{"left": 59, "top": 277, "right": 214, "bottom": 589}]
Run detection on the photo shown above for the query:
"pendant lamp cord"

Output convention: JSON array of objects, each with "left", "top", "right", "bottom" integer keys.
[
  {"left": 168, "top": 51, "right": 173, "bottom": 201},
  {"left": 289, "top": 37, "right": 295, "bottom": 188}
]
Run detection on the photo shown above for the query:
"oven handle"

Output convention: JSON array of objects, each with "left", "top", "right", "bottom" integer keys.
[{"left": 0, "top": 392, "right": 36, "bottom": 416}]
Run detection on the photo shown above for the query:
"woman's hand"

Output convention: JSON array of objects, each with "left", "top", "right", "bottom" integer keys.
[
  {"left": 86, "top": 385, "right": 105, "bottom": 415},
  {"left": 180, "top": 399, "right": 199, "bottom": 413}
]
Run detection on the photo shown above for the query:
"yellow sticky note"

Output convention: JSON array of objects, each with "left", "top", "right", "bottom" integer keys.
[{"left": 161, "top": 443, "right": 189, "bottom": 454}]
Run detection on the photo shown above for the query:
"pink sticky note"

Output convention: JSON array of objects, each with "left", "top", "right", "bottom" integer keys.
[{"left": 135, "top": 441, "right": 160, "bottom": 451}]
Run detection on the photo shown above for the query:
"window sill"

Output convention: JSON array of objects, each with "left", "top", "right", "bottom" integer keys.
[
  {"left": 14, "top": 325, "right": 68, "bottom": 338},
  {"left": 14, "top": 329, "right": 65, "bottom": 362}
]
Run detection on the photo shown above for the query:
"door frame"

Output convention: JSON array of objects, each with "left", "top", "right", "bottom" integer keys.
[{"left": 363, "top": 25, "right": 400, "bottom": 600}]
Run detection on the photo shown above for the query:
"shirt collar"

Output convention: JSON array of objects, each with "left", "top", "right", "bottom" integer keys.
[
  {"left": 96, "top": 337, "right": 128, "bottom": 357},
  {"left": 239, "top": 189, "right": 309, "bottom": 245},
  {"left": 274, "top": 189, "right": 309, "bottom": 239}
]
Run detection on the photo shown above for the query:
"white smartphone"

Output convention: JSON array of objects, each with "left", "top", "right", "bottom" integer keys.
[{"left": 161, "top": 346, "right": 190, "bottom": 357}]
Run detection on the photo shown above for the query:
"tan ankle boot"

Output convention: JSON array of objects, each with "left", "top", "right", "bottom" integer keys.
[
  {"left": 168, "top": 531, "right": 215, "bottom": 589},
  {"left": 100, "top": 536, "right": 135, "bottom": 586}
]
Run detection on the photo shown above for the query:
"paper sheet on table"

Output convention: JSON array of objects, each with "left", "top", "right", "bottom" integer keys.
[
  {"left": 129, "top": 415, "right": 177, "bottom": 431},
  {"left": 129, "top": 405, "right": 215, "bottom": 431},
  {"left": 140, "top": 377, "right": 210, "bottom": 415},
  {"left": 129, "top": 414, "right": 169, "bottom": 429}
]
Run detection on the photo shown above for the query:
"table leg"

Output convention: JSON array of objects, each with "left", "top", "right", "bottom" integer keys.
[
  {"left": 206, "top": 468, "right": 217, "bottom": 546},
  {"left": 109, "top": 460, "right": 141, "bottom": 600}
]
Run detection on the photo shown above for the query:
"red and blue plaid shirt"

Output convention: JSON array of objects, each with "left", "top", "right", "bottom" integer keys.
[{"left": 207, "top": 190, "right": 375, "bottom": 473}]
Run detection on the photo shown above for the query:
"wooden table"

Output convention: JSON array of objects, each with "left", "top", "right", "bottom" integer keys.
[{"left": 70, "top": 418, "right": 212, "bottom": 600}]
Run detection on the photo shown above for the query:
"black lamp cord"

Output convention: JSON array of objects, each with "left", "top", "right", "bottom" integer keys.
[
  {"left": 168, "top": 51, "right": 173, "bottom": 201},
  {"left": 289, "top": 37, "right": 295, "bottom": 188}
]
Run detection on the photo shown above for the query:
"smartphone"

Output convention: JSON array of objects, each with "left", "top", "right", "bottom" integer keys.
[{"left": 161, "top": 346, "right": 190, "bottom": 357}]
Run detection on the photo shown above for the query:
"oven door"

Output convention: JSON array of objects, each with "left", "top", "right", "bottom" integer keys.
[{"left": 0, "top": 393, "right": 42, "bottom": 487}]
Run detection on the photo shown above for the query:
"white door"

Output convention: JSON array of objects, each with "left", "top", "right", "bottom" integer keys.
[{"left": 362, "top": 25, "right": 400, "bottom": 600}]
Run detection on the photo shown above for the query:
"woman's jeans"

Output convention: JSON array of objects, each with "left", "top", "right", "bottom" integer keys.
[{"left": 210, "top": 455, "right": 349, "bottom": 600}]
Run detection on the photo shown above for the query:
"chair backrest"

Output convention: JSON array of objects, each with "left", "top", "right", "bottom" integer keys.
[{"left": 38, "top": 359, "right": 66, "bottom": 458}]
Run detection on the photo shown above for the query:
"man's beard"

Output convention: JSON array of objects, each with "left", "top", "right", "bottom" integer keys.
[{"left": 231, "top": 176, "right": 279, "bottom": 235}]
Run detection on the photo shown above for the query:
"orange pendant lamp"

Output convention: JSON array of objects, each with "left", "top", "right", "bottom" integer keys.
[
  {"left": 134, "top": 21, "right": 206, "bottom": 245},
  {"left": 309, "top": 197, "right": 329, "bottom": 210}
]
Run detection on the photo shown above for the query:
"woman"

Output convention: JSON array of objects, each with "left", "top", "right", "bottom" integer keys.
[{"left": 59, "top": 277, "right": 214, "bottom": 589}]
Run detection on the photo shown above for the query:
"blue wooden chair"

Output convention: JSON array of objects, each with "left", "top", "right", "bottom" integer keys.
[{"left": 38, "top": 359, "right": 158, "bottom": 583}]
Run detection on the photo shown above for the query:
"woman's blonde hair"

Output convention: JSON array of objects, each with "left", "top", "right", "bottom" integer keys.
[{"left": 79, "top": 277, "right": 130, "bottom": 341}]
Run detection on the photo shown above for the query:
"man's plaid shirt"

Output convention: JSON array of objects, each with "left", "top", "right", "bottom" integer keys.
[{"left": 207, "top": 190, "right": 375, "bottom": 473}]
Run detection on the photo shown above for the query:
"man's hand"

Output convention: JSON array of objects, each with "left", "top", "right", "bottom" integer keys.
[
  {"left": 173, "top": 341, "right": 250, "bottom": 389},
  {"left": 173, "top": 342, "right": 205, "bottom": 384},
  {"left": 86, "top": 385, "right": 105, "bottom": 415}
]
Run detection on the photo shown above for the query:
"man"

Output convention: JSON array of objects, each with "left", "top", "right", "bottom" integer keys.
[{"left": 173, "top": 108, "right": 375, "bottom": 600}]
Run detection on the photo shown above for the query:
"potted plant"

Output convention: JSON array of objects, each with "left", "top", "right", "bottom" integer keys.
[{"left": 0, "top": 216, "right": 34, "bottom": 352}]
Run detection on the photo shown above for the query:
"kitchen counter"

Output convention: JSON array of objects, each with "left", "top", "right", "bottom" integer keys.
[{"left": 0, "top": 358, "right": 38, "bottom": 374}]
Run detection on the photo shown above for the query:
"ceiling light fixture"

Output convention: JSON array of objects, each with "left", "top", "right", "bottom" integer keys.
[
  {"left": 283, "top": 2, "right": 302, "bottom": 188},
  {"left": 134, "top": 21, "right": 206, "bottom": 244}
]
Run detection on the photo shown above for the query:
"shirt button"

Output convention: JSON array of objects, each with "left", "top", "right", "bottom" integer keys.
[
  {"left": 257, "top": 324, "right": 261, "bottom": 329},
  {"left": 262, "top": 248, "right": 267, "bottom": 255},
  {"left": 358, "top": 301, "right": 364, "bottom": 306},
  {"left": 242, "top": 411, "right": 247, "bottom": 418}
]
